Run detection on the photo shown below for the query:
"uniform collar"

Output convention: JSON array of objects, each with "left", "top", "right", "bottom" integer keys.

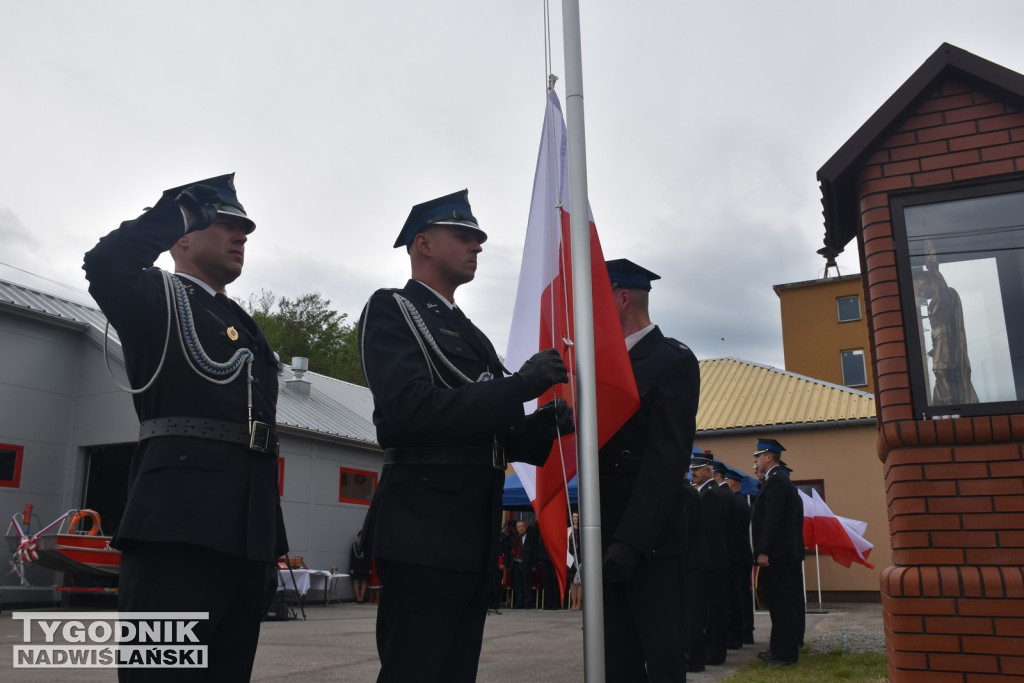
[
  {"left": 413, "top": 279, "right": 456, "bottom": 310},
  {"left": 624, "top": 323, "right": 656, "bottom": 351},
  {"left": 175, "top": 272, "right": 217, "bottom": 298}
]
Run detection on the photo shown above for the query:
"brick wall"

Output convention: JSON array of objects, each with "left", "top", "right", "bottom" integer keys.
[{"left": 859, "top": 80, "right": 1024, "bottom": 680}]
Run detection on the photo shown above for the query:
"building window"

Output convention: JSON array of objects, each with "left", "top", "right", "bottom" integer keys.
[
  {"left": 339, "top": 467, "right": 377, "bottom": 505},
  {"left": 892, "top": 179, "right": 1024, "bottom": 418},
  {"left": 840, "top": 349, "right": 867, "bottom": 387},
  {"left": 0, "top": 444, "right": 24, "bottom": 488},
  {"left": 837, "top": 295, "right": 861, "bottom": 322},
  {"left": 794, "top": 479, "right": 824, "bottom": 500}
]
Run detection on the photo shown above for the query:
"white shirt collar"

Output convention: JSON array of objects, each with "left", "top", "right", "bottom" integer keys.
[
  {"left": 624, "top": 323, "right": 656, "bottom": 351},
  {"left": 415, "top": 280, "right": 456, "bottom": 310},
  {"left": 176, "top": 272, "right": 218, "bottom": 297}
]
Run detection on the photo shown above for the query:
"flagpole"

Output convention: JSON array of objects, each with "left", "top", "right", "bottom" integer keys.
[
  {"left": 561, "top": 0, "right": 606, "bottom": 679},
  {"left": 815, "top": 546, "right": 823, "bottom": 612}
]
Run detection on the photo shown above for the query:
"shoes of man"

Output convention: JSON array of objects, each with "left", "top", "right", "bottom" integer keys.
[
  {"left": 763, "top": 658, "right": 796, "bottom": 666},
  {"left": 757, "top": 650, "right": 773, "bottom": 661},
  {"left": 727, "top": 641, "right": 743, "bottom": 650},
  {"left": 743, "top": 636, "right": 755, "bottom": 645},
  {"left": 685, "top": 664, "right": 705, "bottom": 673}
]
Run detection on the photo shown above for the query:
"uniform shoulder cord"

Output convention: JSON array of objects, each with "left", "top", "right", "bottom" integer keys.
[{"left": 102, "top": 270, "right": 254, "bottom": 395}]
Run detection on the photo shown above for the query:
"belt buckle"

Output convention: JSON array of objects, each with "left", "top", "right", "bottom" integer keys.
[
  {"left": 491, "top": 440, "right": 506, "bottom": 471},
  {"left": 249, "top": 421, "right": 271, "bottom": 453}
]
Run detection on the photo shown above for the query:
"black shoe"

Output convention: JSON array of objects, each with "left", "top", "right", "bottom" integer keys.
[
  {"left": 757, "top": 650, "right": 773, "bottom": 661},
  {"left": 763, "top": 658, "right": 796, "bottom": 666},
  {"left": 743, "top": 636, "right": 755, "bottom": 645},
  {"left": 685, "top": 664, "right": 705, "bottom": 673},
  {"left": 706, "top": 658, "right": 725, "bottom": 666},
  {"left": 727, "top": 641, "right": 742, "bottom": 650}
]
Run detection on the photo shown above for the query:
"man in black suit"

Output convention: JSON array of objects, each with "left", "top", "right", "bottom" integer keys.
[
  {"left": 680, "top": 481, "right": 709, "bottom": 673},
  {"left": 83, "top": 174, "right": 288, "bottom": 681},
  {"left": 750, "top": 438, "right": 805, "bottom": 665},
  {"left": 720, "top": 467, "right": 755, "bottom": 648},
  {"left": 511, "top": 520, "right": 539, "bottom": 608},
  {"left": 358, "top": 189, "right": 573, "bottom": 682},
  {"left": 598, "top": 259, "right": 701, "bottom": 681},
  {"left": 691, "top": 455, "right": 731, "bottom": 666}
]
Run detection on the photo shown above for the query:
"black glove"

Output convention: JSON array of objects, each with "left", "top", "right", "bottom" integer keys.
[
  {"left": 602, "top": 541, "right": 641, "bottom": 583},
  {"left": 514, "top": 348, "right": 568, "bottom": 401},
  {"left": 525, "top": 398, "right": 575, "bottom": 441},
  {"left": 175, "top": 184, "right": 220, "bottom": 232}
]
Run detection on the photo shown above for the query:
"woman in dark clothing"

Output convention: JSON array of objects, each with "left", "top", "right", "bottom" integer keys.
[{"left": 349, "top": 531, "right": 370, "bottom": 603}]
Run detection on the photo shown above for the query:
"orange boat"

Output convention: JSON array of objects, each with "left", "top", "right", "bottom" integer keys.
[{"left": 6, "top": 507, "right": 121, "bottom": 578}]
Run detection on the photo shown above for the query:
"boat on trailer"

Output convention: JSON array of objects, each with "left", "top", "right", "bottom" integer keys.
[{"left": 6, "top": 506, "right": 121, "bottom": 581}]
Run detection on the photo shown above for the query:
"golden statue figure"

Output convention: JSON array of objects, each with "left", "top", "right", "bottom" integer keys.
[{"left": 913, "top": 245, "right": 979, "bottom": 406}]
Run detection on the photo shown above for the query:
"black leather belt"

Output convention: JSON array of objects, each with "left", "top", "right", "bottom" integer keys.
[
  {"left": 138, "top": 417, "right": 278, "bottom": 455},
  {"left": 384, "top": 446, "right": 504, "bottom": 469},
  {"left": 599, "top": 456, "right": 643, "bottom": 474}
]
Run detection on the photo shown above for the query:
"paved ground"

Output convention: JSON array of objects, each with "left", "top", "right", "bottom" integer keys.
[{"left": 0, "top": 601, "right": 883, "bottom": 681}]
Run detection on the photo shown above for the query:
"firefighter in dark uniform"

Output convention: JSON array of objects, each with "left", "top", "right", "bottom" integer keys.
[
  {"left": 751, "top": 438, "right": 805, "bottom": 665},
  {"left": 83, "top": 174, "right": 288, "bottom": 682},
  {"left": 358, "top": 189, "right": 573, "bottom": 683},
  {"left": 599, "top": 259, "right": 700, "bottom": 682},
  {"left": 691, "top": 455, "right": 731, "bottom": 666},
  {"left": 720, "top": 466, "right": 754, "bottom": 648}
]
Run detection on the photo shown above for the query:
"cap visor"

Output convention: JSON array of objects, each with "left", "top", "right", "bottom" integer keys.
[
  {"left": 431, "top": 220, "right": 487, "bottom": 242},
  {"left": 217, "top": 207, "right": 256, "bottom": 233}
]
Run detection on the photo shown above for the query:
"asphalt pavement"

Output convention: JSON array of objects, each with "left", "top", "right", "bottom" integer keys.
[{"left": 0, "top": 600, "right": 882, "bottom": 681}]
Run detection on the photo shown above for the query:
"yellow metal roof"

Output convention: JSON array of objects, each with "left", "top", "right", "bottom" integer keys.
[{"left": 697, "top": 358, "right": 876, "bottom": 432}]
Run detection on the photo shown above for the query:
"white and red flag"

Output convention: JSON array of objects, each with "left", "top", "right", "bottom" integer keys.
[
  {"left": 798, "top": 489, "right": 875, "bottom": 569},
  {"left": 506, "top": 91, "right": 640, "bottom": 597}
]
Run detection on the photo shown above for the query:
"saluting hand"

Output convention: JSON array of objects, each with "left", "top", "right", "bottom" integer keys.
[{"left": 176, "top": 184, "right": 220, "bottom": 232}]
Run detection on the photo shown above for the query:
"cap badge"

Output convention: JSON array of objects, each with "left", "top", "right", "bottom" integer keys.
[{"left": 227, "top": 326, "right": 239, "bottom": 341}]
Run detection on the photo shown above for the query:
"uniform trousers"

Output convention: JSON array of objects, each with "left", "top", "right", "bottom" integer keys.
[
  {"left": 703, "top": 569, "right": 730, "bottom": 664},
  {"left": 375, "top": 559, "right": 491, "bottom": 683},
  {"left": 760, "top": 562, "right": 804, "bottom": 663},
  {"left": 682, "top": 568, "right": 707, "bottom": 671},
  {"left": 729, "top": 566, "right": 755, "bottom": 645},
  {"left": 117, "top": 541, "right": 277, "bottom": 683},
  {"left": 603, "top": 556, "right": 684, "bottom": 682}
]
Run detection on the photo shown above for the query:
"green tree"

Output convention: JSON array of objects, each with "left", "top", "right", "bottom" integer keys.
[{"left": 244, "top": 290, "right": 365, "bottom": 386}]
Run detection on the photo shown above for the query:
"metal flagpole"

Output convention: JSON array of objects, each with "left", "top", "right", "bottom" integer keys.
[
  {"left": 815, "top": 546, "right": 823, "bottom": 612},
  {"left": 561, "top": 1, "right": 605, "bottom": 680}
]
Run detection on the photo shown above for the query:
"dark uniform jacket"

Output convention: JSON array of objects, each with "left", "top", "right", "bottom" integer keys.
[
  {"left": 697, "top": 481, "right": 730, "bottom": 571},
  {"left": 751, "top": 466, "right": 804, "bottom": 565},
  {"left": 680, "top": 484, "right": 708, "bottom": 571},
  {"left": 83, "top": 192, "right": 287, "bottom": 562},
  {"left": 727, "top": 487, "right": 753, "bottom": 569},
  {"left": 598, "top": 326, "right": 700, "bottom": 558},
  {"left": 358, "top": 280, "right": 550, "bottom": 573}
]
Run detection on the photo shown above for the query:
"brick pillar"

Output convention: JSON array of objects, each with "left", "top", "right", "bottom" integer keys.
[{"left": 861, "top": 81, "right": 1024, "bottom": 680}]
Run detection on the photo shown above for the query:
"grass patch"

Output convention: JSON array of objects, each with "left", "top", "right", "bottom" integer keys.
[{"left": 725, "top": 650, "right": 887, "bottom": 682}]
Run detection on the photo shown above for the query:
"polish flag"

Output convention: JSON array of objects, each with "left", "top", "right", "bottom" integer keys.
[
  {"left": 506, "top": 91, "right": 640, "bottom": 596},
  {"left": 798, "top": 489, "right": 875, "bottom": 569}
]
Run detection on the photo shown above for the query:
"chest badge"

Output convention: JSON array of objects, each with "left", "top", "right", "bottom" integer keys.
[{"left": 227, "top": 326, "right": 240, "bottom": 341}]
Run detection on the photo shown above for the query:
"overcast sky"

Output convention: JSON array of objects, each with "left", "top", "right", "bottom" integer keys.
[{"left": 3, "top": 1, "right": 1024, "bottom": 371}]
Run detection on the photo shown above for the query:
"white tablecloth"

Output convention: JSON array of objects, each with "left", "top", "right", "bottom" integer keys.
[{"left": 277, "top": 568, "right": 310, "bottom": 596}]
